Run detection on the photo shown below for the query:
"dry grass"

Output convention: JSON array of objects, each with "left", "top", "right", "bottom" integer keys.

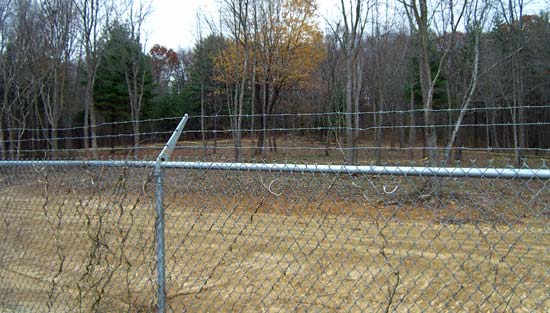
[{"left": 0, "top": 167, "right": 549, "bottom": 312}]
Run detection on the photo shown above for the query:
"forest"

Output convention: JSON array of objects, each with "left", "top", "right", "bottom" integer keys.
[{"left": 0, "top": 0, "right": 549, "bottom": 165}]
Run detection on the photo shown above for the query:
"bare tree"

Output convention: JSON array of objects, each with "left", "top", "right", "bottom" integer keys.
[
  {"left": 496, "top": 0, "right": 526, "bottom": 167},
  {"left": 318, "top": 32, "right": 345, "bottom": 157},
  {"left": 73, "top": 0, "right": 113, "bottom": 157},
  {"left": 443, "top": 0, "right": 491, "bottom": 164},
  {"left": 4, "top": 0, "right": 41, "bottom": 159},
  {"left": 336, "top": 0, "right": 370, "bottom": 164},
  {"left": 367, "top": 1, "right": 410, "bottom": 164},
  {"left": 125, "top": 0, "right": 151, "bottom": 158},
  {"left": 38, "top": 0, "right": 77, "bottom": 157},
  {"left": 196, "top": 12, "right": 207, "bottom": 157},
  {"left": 222, "top": 0, "right": 250, "bottom": 162},
  {"left": 401, "top": 0, "right": 467, "bottom": 166},
  {"left": 0, "top": 0, "right": 13, "bottom": 159}
]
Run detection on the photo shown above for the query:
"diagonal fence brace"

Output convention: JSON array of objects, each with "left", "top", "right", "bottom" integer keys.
[{"left": 157, "top": 114, "right": 189, "bottom": 162}]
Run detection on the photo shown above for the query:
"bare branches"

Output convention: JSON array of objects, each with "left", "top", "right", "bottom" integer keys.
[{"left": 334, "top": 0, "right": 371, "bottom": 164}]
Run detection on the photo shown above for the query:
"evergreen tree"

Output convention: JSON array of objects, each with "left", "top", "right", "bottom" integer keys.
[
  {"left": 95, "top": 22, "right": 153, "bottom": 121},
  {"left": 94, "top": 22, "right": 153, "bottom": 147}
]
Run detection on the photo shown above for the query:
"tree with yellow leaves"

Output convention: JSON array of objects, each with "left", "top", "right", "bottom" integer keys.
[{"left": 215, "top": 0, "right": 325, "bottom": 158}]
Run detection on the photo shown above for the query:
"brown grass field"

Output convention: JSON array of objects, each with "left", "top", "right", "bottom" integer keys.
[{"left": 0, "top": 166, "right": 549, "bottom": 312}]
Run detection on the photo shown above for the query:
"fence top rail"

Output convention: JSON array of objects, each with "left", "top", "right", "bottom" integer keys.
[{"left": 0, "top": 160, "right": 549, "bottom": 180}]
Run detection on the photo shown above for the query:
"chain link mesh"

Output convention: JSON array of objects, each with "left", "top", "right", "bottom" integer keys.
[
  {"left": 0, "top": 165, "right": 157, "bottom": 311},
  {"left": 1, "top": 161, "right": 548, "bottom": 311},
  {"left": 161, "top": 165, "right": 549, "bottom": 311}
]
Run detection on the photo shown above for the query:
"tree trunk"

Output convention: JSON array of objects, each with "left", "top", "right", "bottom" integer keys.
[
  {"left": 484, "top": 105, "right": 490, "bottom": 159},
  {"left": 444, "top": 30, "right": 481, "bottom": 165},
  {"left": 267, "top": 86, "right": 280, "bottom": 153},
  {"left": 409, "top": 87, "right": 416, "bottom": 160},
  {"left": 490, "top": 103, "right": 498, "bottom": 148},
  {"left": 254, "top": 84, "right": 263, "bottom": 155},
  {"left": 511, "top": 106, "right": 521, "bottom": 167},
  {"left": 398, "top": 103, "right": 405, "bottom": 149},
  {"left": 8, "top": 127, "right": 15, "bottom": 159},
  {"left": 345, "top": 57, "right": 355, "bottom": 164},
  {"left": 0, "top": 117, "right": 5, "bottom": 160},
  {"left": 258, "top": 82, "right": 268, "bottom": 158},
  {"left": 213, "top": 113, "right": 218, "bottom": 156},
  {"left": 353, "top": 56, "right": 362, "bottom": 163},
  {"left": 51, "top": 126, "right": 58, "bottom": 159},
  {"left": 446, "top": 80, "right": 452, "bottom": 142},
  {"left": 375, "top": 99, "right": 383, "bottom": 165},
  {"left": 511, "top": 54, "right": 523, "bottom": 167},
  {"left": 413, "top": 0, "right": 443, "bottom": 167},
  {"left": 83, "top": 86, "right": 90, "bottom": 150},
  {"left": 0, "top": 85, "right": 8, "bottom": 159},
  {"left": 132, "top": 119, "right": 139, "bottom": 158},
  {"left": 201, "top": 82, "right": 206, "bottom": 157},
  {"left": 16, "top": 129, "right": 23, "bottom": 160},
  {"left": 89, "top": 97, "right": 98, "bottom": 158},
  {"left": 233, "top": 53, "right": 248, "bottom": 162},
  {"left": 86, "top": 67, "right": 98, "bottom": 158}
]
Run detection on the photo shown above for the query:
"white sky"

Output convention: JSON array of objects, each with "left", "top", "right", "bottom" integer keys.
[
  {"left": 145, "top": 0, "right": 338, "bottom": 51},
  {"left": 145, "top": 0, "right": 548, "bottom": 51},
  {"left": 145, "top": 0, "right": 216, "bottom": 50}
]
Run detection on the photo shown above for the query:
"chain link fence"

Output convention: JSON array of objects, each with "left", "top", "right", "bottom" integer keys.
[
  {"left": 1, "top": 112, "right": 549, "bottom": 312},
  {"left": 1, "top": 160, "right": 549, "bottom": 312}
]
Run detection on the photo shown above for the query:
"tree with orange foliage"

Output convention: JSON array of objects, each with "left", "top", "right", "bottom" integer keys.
[
  {"left": 215, "top": 0, "right": 325, "bottom": 157},
  {"left": 254, "top": 0, "right": 324, "bottom": 154},
  {"left": 150, "top": 44, "right": 179, "bottom": 94}
]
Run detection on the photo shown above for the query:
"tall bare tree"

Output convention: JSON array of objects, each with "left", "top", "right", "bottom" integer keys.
[
  {"left": 367, "top": 0, "right": 410, "bottom": 164},
  {"left": 402, "top": 0, "right": 467, "bottom": 166},
  {"left": 220, "top": 0, "right": 250, "bottom": 162},
  {"left": 125, "top": 0, "right": 151, "bottom": 158},
  {"left": 496, "top": 0, "right": 526, "bottom": 166},
  {"left": 336, "top": 0, "right": 370, "bottom": 164},
  {"left": 73, "top": 0, "right": 113, "bottom": 157},
  {"left": 4, "top": 0, "right": 41, "bottom": 159},
  {"left": 0, "top": 0, "right": 13, "bottom": 159},
  {"left": 38, "top": 0, "right": 77, "bottom": 157},
  {"left": 443, "top": 0, "right": 491, "bottom": 164}
]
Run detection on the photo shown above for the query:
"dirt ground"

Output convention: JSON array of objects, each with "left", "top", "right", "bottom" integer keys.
[{"left": 0, "top": 166, "right": 549, "bottom": 312}]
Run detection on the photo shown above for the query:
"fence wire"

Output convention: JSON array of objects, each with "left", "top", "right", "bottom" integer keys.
[
  {"left": 2, "top": 109, "right": 549, "bottom": 165},
  {"left": 0, "top": 160, "right": 549, "bottom": 312}
]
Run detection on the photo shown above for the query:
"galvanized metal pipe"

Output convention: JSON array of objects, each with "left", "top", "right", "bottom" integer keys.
[
  {"left": 1, "top": 160, "right": 549, "bottom": 179},
  {"left": 154, "top": 162, "right": 166, "bottom": 313},
  {"left": 157, "top": 114, "right": 189, "bottom": 162}
]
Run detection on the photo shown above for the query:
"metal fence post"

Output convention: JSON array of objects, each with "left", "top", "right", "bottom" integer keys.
[
  {"left": 154, "top": 162, "right": 166, "bottom": 313},
  {"left": 154, "top": 114, "right": 189, "bottom": 313}
]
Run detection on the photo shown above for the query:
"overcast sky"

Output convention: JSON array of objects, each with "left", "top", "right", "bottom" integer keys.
[
  {"left": 145, "top": 0, "right": 338, "bottom": 51},
  {"left": 144, "top": 0, "right": 216, "bottom": 50},
  {"left": 145, "top": 0, "right": 548, "bottom": 51}
]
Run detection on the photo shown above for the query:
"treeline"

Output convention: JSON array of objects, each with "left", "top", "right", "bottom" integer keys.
[{"left": 0, "top": 0, "right": 549, "bottom": 164}]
